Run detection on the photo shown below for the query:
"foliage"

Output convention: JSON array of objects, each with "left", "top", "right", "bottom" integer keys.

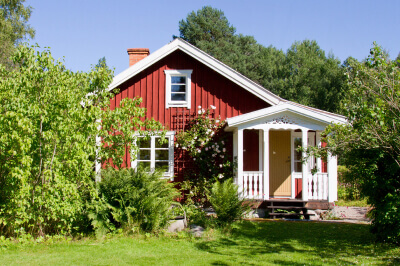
[
  {"left": 208, "top": 179, "right": 249, "bottom": 225},
  {"left": 0, "top": 45, "right": 163, "bottom": 238},
  {"left": 337, "top": 165, "right": 362, "bottom": 201},
  {"left": 177, "top": 7, "right": 346, "bottom": 113},
  {"left": 176, "top": 106, "right": 235, "bottom": 206},
  {"left": 177, "top": 6, "right": 235, "bottom": 45},
  {"left": 279, "top": 40, "right": 347, "bottom": 113},
  {"left": 96, "top": 168, "right": 178, "bottom": 234},
  {"left": 180, "top": 204, "right": 209, "bottom": 228},
  {"left": 0, "top": 0, "right": 35, "bottom": 68},
  {"left": 323, "top": 44, "right": 400, "bottom": 244}
]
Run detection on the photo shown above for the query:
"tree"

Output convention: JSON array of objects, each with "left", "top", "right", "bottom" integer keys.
[
  {"left": 0, "top": 0, "right": 35, "bottom": 68},
  {"left": 177, "top": 6, "right": 235, "bottom": 45},
  {"left": 279, "top": 40, "right": 347, "bottom": 113},
  {"left": 177, "top": 8, "right": 346, "bottom": 113},
  {"left": 0, "top": 45, "right": 163, "bottom": 237},
  {"left": 323, "top": 44, "right": 400, "bottom": 243}
]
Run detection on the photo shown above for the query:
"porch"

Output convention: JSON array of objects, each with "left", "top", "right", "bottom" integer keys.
[
  {"left": 225, "top": 104, "right": 344, "bottom": 203},
  {"left": 233, "top": 128, "right": 337, "bottom": 203}
]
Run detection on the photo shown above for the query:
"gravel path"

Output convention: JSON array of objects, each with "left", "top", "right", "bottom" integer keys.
[{"left": 330, "top": 206, "right": 371, "bottom": 222}]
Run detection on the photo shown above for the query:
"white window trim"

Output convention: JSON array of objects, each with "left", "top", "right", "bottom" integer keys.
[
  {"left": 291, "top": 131, "right": 315, "bottom": 174},
  {"left": 131, "top": 131, "right": 175, "bottom": 179},
  {"left": 164, "top": 69, "right": 192, "bottom": 109}
]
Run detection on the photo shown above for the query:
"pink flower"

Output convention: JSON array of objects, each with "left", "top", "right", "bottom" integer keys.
[{"left": 222, "top": 148, "right": 226, "bottom": 152}]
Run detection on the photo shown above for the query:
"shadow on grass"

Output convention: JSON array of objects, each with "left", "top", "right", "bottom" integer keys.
[{"left": 195, "top": 220, "right": 399, "bottom": 265}]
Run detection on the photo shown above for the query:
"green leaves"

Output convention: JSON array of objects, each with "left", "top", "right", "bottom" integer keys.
[
  {"left": 0, "top": 45, "right": 163, "bottom": 237},
  {"left": 323, "top": 44, "right": 400, "bottom": 244}
]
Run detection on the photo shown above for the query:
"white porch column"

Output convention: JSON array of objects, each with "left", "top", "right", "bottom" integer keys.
[
  {"left": 327, "top": 153, "right": 338, "bottom": 202},
  {"left": 316, "top": 131, "right": 322, "bottom": 173},
  {"left": 301, "top": 128, "right": 309, "bottom": 201},
  {"left": 233, "top": 130, "right": 238, "bottom": 184},
  {"left": 263, "top": 128, "right": 270, "bottom": 200},
  {"left": 237, "top": 129, "right": 244, "bottom": 195}
]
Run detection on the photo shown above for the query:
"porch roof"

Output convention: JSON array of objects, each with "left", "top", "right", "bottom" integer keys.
[{"left": 225, "top": 101, "right": 347, "bottom": 131}]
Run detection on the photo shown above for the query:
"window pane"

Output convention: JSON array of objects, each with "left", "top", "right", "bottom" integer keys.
[
  {"left": 155, "top": 150, "right": 169, "bottom": 160},
  {"left": 138, "top": 150, "right": 150, "bottom": 160},
  {"left": 294, "top": 138, "right": 302, "bottom": 148},
  {"left": 155, "top": 138, "right": 168, "bottom": 148},
  {"left": 171, "top": 93, "right": 186, "bottom": 101},
  {"left": 295, "top": 162, "right": 303, "bottom": 172},
  {"left": 138, "top": 161, "right": 151, "bottom": 170},
  {"left": 171, "top": 84, "right": 186, "bottom": 92},
  {"left": 155, "top": 162, "right": 169, "bottom": 172},
  {"left": 138, "top": 138, "right": 150, "bottom": 148},
  {"left": 171, "top": 76, "right": 186, "bottom": 84}
]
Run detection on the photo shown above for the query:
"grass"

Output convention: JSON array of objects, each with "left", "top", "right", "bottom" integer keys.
[
  {"left": 335, "top": 198, "right": 369, "bottom": 207},
  {"left": 1, "top": 221, "right": 399, "bottom": 265}
]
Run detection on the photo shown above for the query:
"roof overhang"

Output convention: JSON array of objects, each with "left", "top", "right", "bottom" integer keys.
[
  {"left": 108, "top": 38, "right": 282, "bottom": 106},
  {"left": 225, "top": 102, "right": 347, "bottom": 132}
]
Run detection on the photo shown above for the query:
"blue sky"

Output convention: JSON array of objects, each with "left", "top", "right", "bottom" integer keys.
[{"left": 26, "top": 0, "right": 399, "bottom": 75}]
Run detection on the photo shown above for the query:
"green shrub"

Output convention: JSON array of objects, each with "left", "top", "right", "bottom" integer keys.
[
  {"left": 95, "top": 168, "right": 178, "bottom": 234},
  {"left": 337, "top": 165, "right": 362, "bottom": 201},
  {"left": 208, "top": 179, "right": 249, "bottom": 225}
]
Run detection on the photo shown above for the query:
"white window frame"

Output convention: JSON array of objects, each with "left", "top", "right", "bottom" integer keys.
[
  {"left": 291, "top": 131, "right": 315, "bottom": 174},
  {"left": 164, "top": 69, "right": 192, "bottom": 109},
  {"left": 131, "top": 131, "right": 175, "bottom": 179}
]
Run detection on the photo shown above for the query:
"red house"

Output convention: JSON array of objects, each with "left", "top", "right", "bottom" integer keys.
[{"left": 107, "top": 38, "right": 346, "bottom": 204}]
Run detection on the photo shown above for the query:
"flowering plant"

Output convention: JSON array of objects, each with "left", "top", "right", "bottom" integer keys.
[{"left": 176, "top": 106, "right": 235, "bottom": 205}]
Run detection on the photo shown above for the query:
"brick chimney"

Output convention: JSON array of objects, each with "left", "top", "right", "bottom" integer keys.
[{"left": 127, "top": 48, "right": 150, "bottom": 66}]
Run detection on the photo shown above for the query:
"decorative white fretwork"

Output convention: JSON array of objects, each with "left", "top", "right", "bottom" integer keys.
[{"left": 266, "top": 115, "right": 297, "bottom": 125}]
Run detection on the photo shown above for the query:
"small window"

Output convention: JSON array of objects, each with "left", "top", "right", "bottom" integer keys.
[
  {"left": 132, "top": 132, "right": 175, "bottom": 179},
  {"left": 294, "top": 137, "right": 302, "bottom": 172},
  {"left": 165, "top": 70, "right": 192, "bottom": 109}
]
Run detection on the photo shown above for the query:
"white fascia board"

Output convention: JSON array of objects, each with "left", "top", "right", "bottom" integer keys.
[
  {"left": 108, "top": 39, "right": 282, "bottom": 106},
  {"left": 109, "top": 41, "right": 181, "bottom": 91},
  {"left": 225, "top": 102, "right": 347, "bottom": 130}
]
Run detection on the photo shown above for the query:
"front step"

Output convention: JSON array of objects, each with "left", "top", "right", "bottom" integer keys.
[{"left": 265, "top": 200, "right": 315, "bottom": 220}]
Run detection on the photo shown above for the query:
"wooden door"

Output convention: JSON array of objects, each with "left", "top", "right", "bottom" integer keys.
[{"left": 269, "top": 131, "right": 291, "bottom": 196}]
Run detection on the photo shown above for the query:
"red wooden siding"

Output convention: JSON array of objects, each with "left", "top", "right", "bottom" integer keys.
[
  {"left": 109, "top": 50, "right": 270, "bottom": 181},
  {"left": 295, "top": 179, "right": 302, "bottom": 199}
]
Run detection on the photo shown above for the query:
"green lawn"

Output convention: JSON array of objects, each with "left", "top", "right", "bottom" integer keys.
[{"left": 1, "top": 221, "right": 399, "bottom": 265}]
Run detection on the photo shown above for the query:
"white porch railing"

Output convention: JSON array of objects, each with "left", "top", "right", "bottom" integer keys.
[
  {"left": 241, "top": 171, "right": 264, "bottom": 199},
  {"left": 240, "top": 172, "right": 329, "bottom": 200},
  {"left": 307, "top": 173, "right": 328, "bottom": 200}
]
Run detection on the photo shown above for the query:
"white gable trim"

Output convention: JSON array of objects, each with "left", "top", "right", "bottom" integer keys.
[
  {"left": 225, "top": 102, "right": 346, "bottom": 131},
  {"left": 109, "top": 38, "right": 282, "bottom": 106}
]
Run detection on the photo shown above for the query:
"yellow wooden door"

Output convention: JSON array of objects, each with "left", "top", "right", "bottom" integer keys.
[{"left": 269, "top": 131, "right": 291, "bottom": 197}]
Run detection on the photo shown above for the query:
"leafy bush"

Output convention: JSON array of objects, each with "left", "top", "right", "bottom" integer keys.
[
  {"left": 0, "top": 46, "right": 163, "bottom": 238},
  {"left": 323, "top": 45, "right": 400, "bottom": 244},
  {"left": 208, "top": 179, "right": 249, "bottom": 225},
  {"left": 95, "top": 168, "right": 179, "bottom": 234},
  {"left": 337, "top": 165, "right": 362, "bottom": 201},
  {"left": 176, "top": 106, "right": 235, "bottom": 206}
]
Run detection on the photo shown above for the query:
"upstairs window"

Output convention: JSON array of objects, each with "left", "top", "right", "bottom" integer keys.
[{"left": 165, "top": 70, "right": 192, "bottom": 109}]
